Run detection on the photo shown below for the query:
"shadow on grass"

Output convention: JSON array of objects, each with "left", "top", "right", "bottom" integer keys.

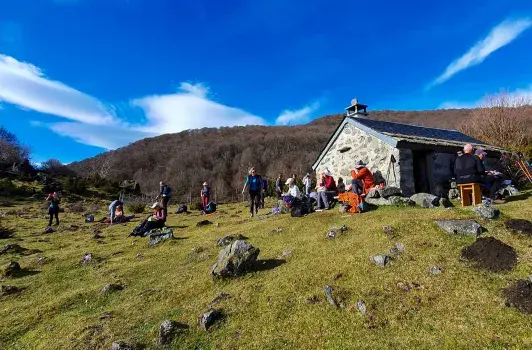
[
  {"left": 11, "top": 270, "right": 41, "bottom": 278},
  {"left": 505, "top": 193, "right": 531, "bottom": 203},
  {"left": 250, "top": 259, "right": 286, "bottom": 272}
]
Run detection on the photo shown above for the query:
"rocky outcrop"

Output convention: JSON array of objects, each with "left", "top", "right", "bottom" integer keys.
[{"left": 211, "top": 240, "right": 260, "bottom": 278}]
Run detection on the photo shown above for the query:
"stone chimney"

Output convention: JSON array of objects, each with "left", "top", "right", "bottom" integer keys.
[{"left": 345, "top": 98, "right": 368, "bottom": 118}]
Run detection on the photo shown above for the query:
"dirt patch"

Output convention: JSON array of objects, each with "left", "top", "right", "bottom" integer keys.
[
  {"left": 504, "top": 219, "right": 532, "bottom": 236},
  {"left": 461, "top": 237, "right": 517, "bottom": 272},
  {"left": 503, "top": 279, "right": 532, "bottom": 314}
]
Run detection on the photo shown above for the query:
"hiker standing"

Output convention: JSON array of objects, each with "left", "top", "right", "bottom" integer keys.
[
  {"left": 201, "top": 182, "right": 210, "bottom": 211},
  {"left": 46, "top": 192, "right": 60, "bottom": 227},
  {"left": 108, "top": 198, "right": 124, "bottom": 224},
  {"left": 156, "top": 181, "right": 172, "bottom": 218},
  {"left": 242, "top": 167, "right": 263, "bottom": 217},
  {"left": 275, "top": 173, "right": 283, "bottom": 199},
  {"left": 303, "top": 173, "right": 312, "bottom": 196}
]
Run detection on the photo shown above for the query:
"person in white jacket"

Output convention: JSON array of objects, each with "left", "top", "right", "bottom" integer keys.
[{"left": 283, "top": 178, "right": 302, "bottom": 199}]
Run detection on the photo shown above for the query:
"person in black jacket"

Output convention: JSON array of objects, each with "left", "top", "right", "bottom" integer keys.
[
  {"left": 454, "top": 144, "right": 484, "bottom": 184},
  {"left": 475, "top": 148, "right": 504, "bottom": 202}
]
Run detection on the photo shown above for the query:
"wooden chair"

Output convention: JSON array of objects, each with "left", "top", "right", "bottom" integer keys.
[
  {"left": 457, "top": 183, "right": 482, "bottom": 206},
  {"left": 337, "top": 192, "right": 362, "bottom": 213}
]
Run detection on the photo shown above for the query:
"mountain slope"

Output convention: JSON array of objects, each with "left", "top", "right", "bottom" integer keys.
[{"left": 68, "top": 109, "right": 472, "bottom": 201}]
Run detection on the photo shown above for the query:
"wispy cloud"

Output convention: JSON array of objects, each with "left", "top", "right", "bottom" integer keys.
[
  {"left": 275, "top": 101, "right": 320, "bottom": 125},
  {"left": 0, "top": 54, "right": 115, "bottom": 125},
  {"left": 1, "top": 54, "right": 320, "bottom": 151},
  {"left": 430, "top": 18, "right": 532, "bottom": 87}
]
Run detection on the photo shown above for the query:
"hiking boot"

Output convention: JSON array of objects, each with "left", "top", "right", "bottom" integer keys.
[{"left": 250, "top": 213, "right": 254, "bottom": 218}]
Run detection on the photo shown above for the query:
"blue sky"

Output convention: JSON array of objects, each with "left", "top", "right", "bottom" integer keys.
[{"left": 1, "top": 0, "right": 532, "bottom": 163}]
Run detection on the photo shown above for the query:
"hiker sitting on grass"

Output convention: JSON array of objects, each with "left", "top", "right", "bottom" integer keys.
[
  {"left": 104, "top": 204, "right": 135, "bottom": 224},
  {"left": 282, "top": 178, "right": 302, "bottom": 206},
  {"left": 130, "top": 202, "right": 166, "bottom": 237},
  {"left": 148, "top": 202, "right": 166, "bottom": 228},
  {"left": 347, "top": 160, "right": 375, "bottom": 196},
  {"left": 108, "top": 198, "right": 124, "bottom": 224},
  {"left": 316, "top": 170, "right": 337, "bottom": 210},
  {"left": 46, "top": 192, "right": 60, "bottom": 227}
]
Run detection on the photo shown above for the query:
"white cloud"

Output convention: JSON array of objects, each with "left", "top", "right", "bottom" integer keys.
[
  {"left": 0, "top": 54, "right": 115, "bottom": 125},
  {"left": 131, "top": 83, "right": 267, "bottom": 133},
  {"left": 431, "top": 18, "right": 532, "bottom": 87},
  {"left": 275, "top": 101, "right": 320, "bottom": 125},
  {"left": 0, "top": 54, "right": 321, "bottom": 152}
]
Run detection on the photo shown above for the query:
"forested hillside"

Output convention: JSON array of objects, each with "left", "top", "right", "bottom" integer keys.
[{"left": 68, "top": 109, "right": 473, "bottom": 202}]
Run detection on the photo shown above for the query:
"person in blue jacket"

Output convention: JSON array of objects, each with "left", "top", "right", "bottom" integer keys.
[{"left": 242, "top": 167, "right": 263, "bottom": 217}]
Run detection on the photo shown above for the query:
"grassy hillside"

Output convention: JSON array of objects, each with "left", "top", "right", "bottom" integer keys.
[
  {"left": 1, "top": 188, "right": 532, "bottom": 349},
  {"left": 67, "top": 109, "right": 473, "bottom": 203}
]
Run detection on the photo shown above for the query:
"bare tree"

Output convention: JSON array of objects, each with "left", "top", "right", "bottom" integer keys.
[
  {"left": 459, "top": 91, "right": 532, "bottom": 157},
  {"left": 0, "top": 126, "right": 30, "bottom": 169}
]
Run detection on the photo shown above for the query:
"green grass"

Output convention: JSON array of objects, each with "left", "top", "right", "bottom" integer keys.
[{"left": 1, "top": 192, "right": 532, "bottom": 349}]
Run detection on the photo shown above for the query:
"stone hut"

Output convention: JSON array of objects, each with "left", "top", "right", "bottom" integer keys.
[{"left": 312, "top": 99, "right": 505, "bottom": 197}]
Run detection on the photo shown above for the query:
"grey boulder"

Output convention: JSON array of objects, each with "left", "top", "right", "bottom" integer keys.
[
  {"left": 410, "top": 193, "right": 439, "bottom": 208},
  {"left": 211, "top": 240, "right": 260, "bottom": 278},
  {"left": 378, "top": 186, "right": 402, "bottom": 198},
  {"left": 434, "top": 219, "right": 482, "bottom": 235},
  {"left": 370, "top": 255, "right": 389, "bottom": 267},
  {"left": 473, "top": 204, "right": 500, "bottom": 220},
  {"left": 158, "top": 320, "right": 187, "bottom": 345},
  {"left": 448, "top": 188, "right": 460, "bottom": 200},
  {"left": 198, "top": 309, "right": 221, "bottom": 331}
]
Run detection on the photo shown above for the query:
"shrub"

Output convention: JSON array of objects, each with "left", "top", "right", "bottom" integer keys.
[
  {"left": 63, "top": 177, "right": 88, "bottom": 195},
  {"left": 67, "top": 201, "right": 85, "bottom": 214},
  {"left": 125, "top": 195, "right": 148, "bottom": 214}
]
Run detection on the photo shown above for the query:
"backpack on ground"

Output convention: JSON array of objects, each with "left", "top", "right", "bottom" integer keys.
[
  {"left": 176, "top": 204, "right": 188, "bottom": 214},
  {"left": 204, "top": 202, "right": 217, "bottom": 214},
  {"left": 290, "top": 198, "right": 311, "bottom": 217}
]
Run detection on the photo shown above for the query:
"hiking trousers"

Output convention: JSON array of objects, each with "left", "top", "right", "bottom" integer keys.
[
  {"left": 161, "top": 196, "right": 170, "bottom": 218},
  {"left": 48, "top": 208, "right": 59, "bottom": 226},
  {"left": 202, "top": 196, "right": 209, "bottom": 210},
  {"left": 249, "top": 190, "right": 260, "bottom": 214}
]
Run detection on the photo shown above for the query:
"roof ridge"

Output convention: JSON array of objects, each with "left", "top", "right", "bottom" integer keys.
[{"left": 364, "top": 117, "right": 461, "bottom": 132}]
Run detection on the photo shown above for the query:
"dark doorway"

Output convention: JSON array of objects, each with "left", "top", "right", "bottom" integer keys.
[{"left": 413, "top": 151, "right": 430, "bottom": 193}]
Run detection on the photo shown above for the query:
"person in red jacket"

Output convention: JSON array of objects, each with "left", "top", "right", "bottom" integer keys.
[
  {"left": 348, "top": 160, "right": 375, "bottom": 196},
  {"left": 316, "top": 169, "right": 337, "bottom": 210}
]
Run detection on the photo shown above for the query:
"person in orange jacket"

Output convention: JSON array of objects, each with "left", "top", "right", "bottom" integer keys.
[{"left": 348, "top": 160, "right": 375, "bottom": 196}]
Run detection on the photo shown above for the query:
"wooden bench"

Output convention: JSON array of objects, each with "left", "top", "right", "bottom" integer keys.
[{"left": 457, "top": 183, "right": 482, "bottom": 206}]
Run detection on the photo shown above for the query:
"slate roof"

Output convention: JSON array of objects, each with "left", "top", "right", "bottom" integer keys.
[
  {"left": 312, "top": 115, "right": 508, "bottom": 170},
  {"left": 354, "top": 118, "right": 484, "bottom": 145}
]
